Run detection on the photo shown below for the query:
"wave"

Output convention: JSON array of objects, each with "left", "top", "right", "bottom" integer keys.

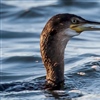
[
  {"left": 1, "top": 30, "right": 39, "bottom": 39},
  {"left": 3, "top": 56, "right": 41, "bottom": 63},
  {"left": 1, "top": 61, "right": 100, "bottom": 92},
  {"left": 1, "top": 2, "right": 16, "bottom": 9}
]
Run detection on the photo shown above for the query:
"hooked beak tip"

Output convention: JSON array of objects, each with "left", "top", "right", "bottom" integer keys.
[
  {"left": 70, "top": 20, "right": 100, "bottom": 32},
  {"left": 82, "top": 21, "right": 100, "bottom": 31}
]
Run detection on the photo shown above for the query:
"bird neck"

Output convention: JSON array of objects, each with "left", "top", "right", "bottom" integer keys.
[{"left": 40, "top": 30, "right": 70, "bottom": 89}]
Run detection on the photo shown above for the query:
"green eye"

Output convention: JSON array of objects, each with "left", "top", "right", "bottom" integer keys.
[{"left": 71, "top": 18, "right": 79, "bottom": 24}]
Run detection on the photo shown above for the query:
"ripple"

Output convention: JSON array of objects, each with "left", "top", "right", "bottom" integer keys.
[
  {"left": 59, "top": 0, "right": 98, "bottom": 9},
  {"left": 0, "top": 2, "right": 20, "bottom": 19},
  {"left": 65, "top": 61, "right": 100, "bottom": 92},
  {"left": 15, "top": 8, "right": 44, "bottom": 19},
  {"left": 1, "top": 30, "right": 39, "bottom": 39},
  {"left": 0, "top": 2, "right": 16, "bottom": 9},
  {"left": 65, "top": 53, "right": 100, "bottom": 64},
  {"left": 3, "top": 56, "right": 41, "bottom": 63},
  {"left": 1, "top": 61, "right": 100, "bottom": 92},
  {"left": 0, "top": 76, "right": 45, "bottom": 92}
]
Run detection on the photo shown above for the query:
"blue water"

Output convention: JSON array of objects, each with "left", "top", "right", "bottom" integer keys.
[{"left": 0, "top": 0, "right": 100, "bottom": 100}]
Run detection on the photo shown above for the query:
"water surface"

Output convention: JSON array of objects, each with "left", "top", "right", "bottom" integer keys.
[{"left": 0, "top": 0, "right": 100, "bottom": 100}]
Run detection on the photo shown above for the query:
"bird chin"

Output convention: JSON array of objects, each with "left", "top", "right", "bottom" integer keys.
[{"left": 64, "top": 28, "right": 80, "bottom": 37}]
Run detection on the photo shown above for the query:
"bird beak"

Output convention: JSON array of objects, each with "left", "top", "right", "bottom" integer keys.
[{"left": 70, "top": 21, "right": 100, "bottom": 33}]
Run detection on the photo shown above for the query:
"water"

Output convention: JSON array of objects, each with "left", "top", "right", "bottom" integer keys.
[{"left": 0, "top": 0, "right": 100, "bottom": 100}]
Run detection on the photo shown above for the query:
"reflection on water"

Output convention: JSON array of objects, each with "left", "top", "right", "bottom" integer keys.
[{"left": 1, "top": 0, "right": 100, "bottom": 100}]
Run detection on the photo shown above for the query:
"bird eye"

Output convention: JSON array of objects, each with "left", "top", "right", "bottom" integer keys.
[{"left": 71, "top": 18, "right": 79, "bottom": 24}]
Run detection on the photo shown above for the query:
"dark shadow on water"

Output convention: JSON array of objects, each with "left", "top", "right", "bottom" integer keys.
[
  {"left": 58, "top": 0, "right": 98, "bottom": 8},
  {"left": 0, "top": 76, "right": 46, "bottom": 92},
  {"left": 1, "top": 30, "right": 39, "bottom": 39}
]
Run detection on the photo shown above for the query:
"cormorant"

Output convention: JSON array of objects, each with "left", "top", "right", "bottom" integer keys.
[{"left": 40, "top": 13, "right": 100, "bottom": 90}]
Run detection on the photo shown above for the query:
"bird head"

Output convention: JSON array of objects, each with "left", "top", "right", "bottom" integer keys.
[{"left": 47, "top": 14, "right": 100, "bottom": 37}]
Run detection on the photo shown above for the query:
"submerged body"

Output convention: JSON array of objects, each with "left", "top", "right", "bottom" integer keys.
[{"left": 40, "top": 13, "right": 100, "bottom": 90}]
